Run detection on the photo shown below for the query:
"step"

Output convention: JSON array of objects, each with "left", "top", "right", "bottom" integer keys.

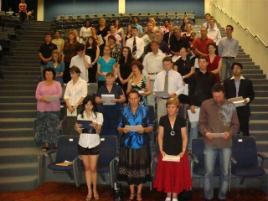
[
  {"left": 0, "top": 117, "right": 35, "bottom": 128},
  {"left": 251, "top": 112, "right": 268, "bottom": 120},
  {"left": 0, "top": 162, "right": 38, "bottom": 177},
  {"left": 255, "top": 141, "right": 268, "bottom": 152},
  {"left": 251, "top": 104, "right": 268, "bottom": 112},
  {"left": 0, "top": 84, "right": 36, "bottom": 90},
  {"left": 251, "top": 131, "right": 268, "bottom": 141},
  {"left": 250, "top": 120, "right": 268, "bottom": 131},
  {"left": 242, "top": 65, "right": 260, "bottom": 70},
  {"left": 0, "top": 137, "right": 36, "bottom": 148},
  {"left": 0, "top": 110, "right": 36, "bottom": 118},
  {"left": 0, "top": 103, "right": 36, "bottom": 110},
  {"left": 0, "top": 147, "right": 39, "bottom": 164},
  {"left": 243, "top": 74, "right": 266, "bottom": 79},
  {"left": 252, "top": 98, "right": 268, "bottom": 104},
  {"left": 0, "top": 128, "right": 34, "bottom": 138},
  {"left": 0, "top": 90, "right": 35, "bottom": 96},
  {"left": 0, "top": 79, "right": 39, "bottom": 85},
  {"left": 251, "top": 79, "right": 268, "bottom": 84},
  {"left": 253, "top": 85, "right": 268, "bottom": 91},
  {"left": 0, "top": 175, "right": 39, "bottom": 192},
  {"left": 255, "top": 91, "right": 268, "bottom": 96},
  {"left": 243, "top": 69, "right": 263, "bottom": 74}
]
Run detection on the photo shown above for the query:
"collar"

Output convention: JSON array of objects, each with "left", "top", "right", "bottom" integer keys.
[{"left": 230, "top": 76, "right": 245, "bottom": 80}]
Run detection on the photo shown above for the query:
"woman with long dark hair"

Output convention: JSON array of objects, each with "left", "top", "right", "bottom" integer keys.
[
  {"left": 86, "top": 36, "right": 100, "bottom": 82},
  {"left": 115, "top": 46, "right": 134, "bottom": 94},
  {"left": 75, "top": 95, "right": 103, "bottom": 201}
]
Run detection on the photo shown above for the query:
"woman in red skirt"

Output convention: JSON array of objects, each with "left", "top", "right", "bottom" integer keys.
[{"left": 154, "top": 97, "right": 192, "bottom": 201}]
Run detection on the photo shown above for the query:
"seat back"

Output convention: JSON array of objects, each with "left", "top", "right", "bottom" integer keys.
[
  {"left": 232, "top": 136, "right": 258, "bottom": 169},
  {"left": 55, "top": 135, "right": 79, "bottom": 163},
  {"left": 98, "top": 135, "right": 118, "bottom": 172}
]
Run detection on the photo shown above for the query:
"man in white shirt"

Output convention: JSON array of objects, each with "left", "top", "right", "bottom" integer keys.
[
  {"left": 143, "top": 41, "right": 166, "bottom": 106},
  {"left": 207, "top": 17, "right": 221, "bottom": 45},
  {"left": 70, "top": 43, "right": 91, "bottom": 82},
  {"left": 126, "top": 26, "right": 144, "bottom": 60},
  {"left": 154, "top": 56, "right": 184, "bottom": 121},
  {"left": 218, "top": 25, "right": 239, "bottom": 81}
]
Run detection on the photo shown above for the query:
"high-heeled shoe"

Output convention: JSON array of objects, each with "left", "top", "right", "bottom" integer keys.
[
  {"left": 136, "top": 193, "right": 143, "bottom": 201},
  {"left": 128, "top": 193, "right": 135, "bottom": 201},
  {"left": 93, "top": 191, "right": 99, "bottom": 200}
]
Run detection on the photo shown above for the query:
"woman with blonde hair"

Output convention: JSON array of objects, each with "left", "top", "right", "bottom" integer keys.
[{"left": 46, "top": 50, "right": 65, "bottom": 84}]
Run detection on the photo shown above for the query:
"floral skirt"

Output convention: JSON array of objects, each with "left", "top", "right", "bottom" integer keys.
[
  {"left": 34, "top": 111, "right": 60, "bottom": 146},
  {"left": 118, "top": 145, "right": 151, "bottom": 185}
]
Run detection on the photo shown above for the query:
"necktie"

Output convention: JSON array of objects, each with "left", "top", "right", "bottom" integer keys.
[
  {"left": 164, "top": 70, "right": 169, "bottom": 92},
  {"left": 132, "top": 37, "right": 137, "bottom": 56}
]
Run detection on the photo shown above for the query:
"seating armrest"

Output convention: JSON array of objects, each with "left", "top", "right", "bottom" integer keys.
[
  {"left": 257, "top": 152, "right": 268, "bottom": 167},
  {"left": 43, "top": 150, "right": 57, "bottom": 163},
  {"left": 188, "top": 152, "right": 199, "bottom": 164},
  {"left": 231, "top": 156, "right": 237, "bottom": 164}
]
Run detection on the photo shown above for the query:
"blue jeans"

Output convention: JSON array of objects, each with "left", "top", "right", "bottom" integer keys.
[
  {"left": 204, "top": 146, "right": 231, "bottom": 200},
  {"left": 188, "top": 121, "right": 198, "bottom": 150},
  {"left": 221, "top": 57, "right": 235, "bottom": 81}
]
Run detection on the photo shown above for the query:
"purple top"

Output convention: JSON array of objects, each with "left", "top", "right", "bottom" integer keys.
[{"left": 35, "top": 81, "right": 62, "bottom": 112}]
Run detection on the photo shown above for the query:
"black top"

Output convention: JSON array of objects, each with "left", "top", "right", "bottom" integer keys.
[
  {"left": 174, "top": 55, "right": 194, "bottom": 83},
  {"left": 188, "top": 71, "right": 216, "bottom": 106},
  {"left": 97, "top": 84, "right": 123, "bottom": 105},
  {"left": 86, "top": 47, "right": 97, "bottom": 62},
  {"left": 159, "top": 115, "right": 186, "bottom": 155},
  {"left": 38, "top": 42, "right": 57, "bottom": 64},
  {"left": 119, "top": 59, "right": 133, "bottom": 80},
  {"left": 169, "top": 35, "right": 190, "bottom": 53},
  {"left": 97, "top": 26, "right": 109, "bottom": 40}
]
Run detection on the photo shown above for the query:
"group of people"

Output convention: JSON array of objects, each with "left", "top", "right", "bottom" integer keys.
[{"left": 35, "top": 13, "right": 255, "bottom": 201}]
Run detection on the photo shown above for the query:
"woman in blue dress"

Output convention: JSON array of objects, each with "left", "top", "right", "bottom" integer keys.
[
  {"left": 117, "top": 90, "right": 153, "bottom": 201},
  {"left": 46, "top": 50, "right": 65, "bottom": 84}
]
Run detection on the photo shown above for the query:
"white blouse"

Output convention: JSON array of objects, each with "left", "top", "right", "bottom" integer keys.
[{"left": 77, "top": 112, "right": 103, "bottom": 149}]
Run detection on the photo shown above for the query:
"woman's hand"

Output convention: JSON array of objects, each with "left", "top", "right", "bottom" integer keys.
[
  {"left": 67, "top": 106, "right": 75, "bottom": 113},
  {"left": 160, "top": 150, "right": 166, "bottom": 157},
  {"left": 137, "top": 126, "right": 145, "bottom": 134},
  {"left": 40, "top": 96, "right": 49, "bottom": 102},
  {"left": 122, "top": 127, "right": 130, "bottom": 134},
  {"left": 178, "top": 151, "right": 185, "bottom": 158}
]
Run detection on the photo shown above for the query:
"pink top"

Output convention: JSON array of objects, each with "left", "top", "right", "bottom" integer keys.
[{"left": 35, "top": 81, "right": 62, "bottom": 112}]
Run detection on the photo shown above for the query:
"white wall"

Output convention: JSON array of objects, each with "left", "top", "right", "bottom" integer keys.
[{"left": 205, "top": 0, "right": 268, "bottom": 76}]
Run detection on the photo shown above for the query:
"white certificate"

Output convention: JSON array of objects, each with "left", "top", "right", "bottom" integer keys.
[
  {"left": 46, "top": 96, "right": 59, "bottom": 102},
  {"left": 187, "top": 107, "right": 200, "bottom": 123},
  {"left": 183, "top": 84, "right": 189, "bottom": 96},
  {"left": 155, "top": 91, "right": 169, "bottom": 99},
  {"left": 228, "top": 96, "right": 245, "bottom": 107},
  {"left": 125, "top": 125, "right": 143, "bottom": 132},
  {"left": 210, "top": 133, "right": 225, "bottom": 138},
  {"left": 67, "top": 107, "right": 77, "bottom": 117},
  {"left": 101, "top": 94, "right": 116, "bottom": 105},
  {"left": 163, "top": 154, "right": 181, "bottom": 162}
]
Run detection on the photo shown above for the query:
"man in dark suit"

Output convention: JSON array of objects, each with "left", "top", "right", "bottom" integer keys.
[{"left": 224, "top": 62, "right": 255, "bottom": 136}]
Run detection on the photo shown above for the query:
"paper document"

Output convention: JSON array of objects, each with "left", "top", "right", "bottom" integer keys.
[
  {"left": 56, "top": 160, "right": 73, "bottom": 166},
  {"left": 46, "top": 96, "right": 59, "bottom": 102},
  {"left": 210, "top": 133, "right": 225, "bottom": 138},
  {"left": 138, "top": 90, "right": 145, "bottom": 95},
  {"left": 228, "top": 96, "right": 245, "bottom": 107},
  {"left": 183, "top": 84, "right": 189, "bottom": 95},
  {"left": 67, "top": 107, "right": 77, "bottom": 117},
  {"left": 187, "top": 107, "right": 200, "bottom": 122},
  {"left": 125, "top": 125, "right": 143, "bottom": 132},
  {"left": 162, "top": 154, "right": 181, "bottom": 162},
  {"left": 155, "top": 91, "right": 169, "bottom": 99},
  {"left": 101, "top": 94, "right": 116, "bottom": 105}
]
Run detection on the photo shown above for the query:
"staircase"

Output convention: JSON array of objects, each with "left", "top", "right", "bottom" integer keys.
[
  {"left": 217, "top": 27, "right": 268, "bottom": 171},
  {"left": 0, "top": 21, "right": 51, "bottom": 191}
]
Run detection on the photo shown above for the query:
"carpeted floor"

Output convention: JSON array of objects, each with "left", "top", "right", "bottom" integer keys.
[{"left": 0, "top": 182, "right": 267, "bottom": 201}]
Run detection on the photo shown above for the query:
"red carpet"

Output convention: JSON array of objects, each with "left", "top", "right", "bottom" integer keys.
[{"left": 0, "top": 182, "right": 267, "bottom": 201}]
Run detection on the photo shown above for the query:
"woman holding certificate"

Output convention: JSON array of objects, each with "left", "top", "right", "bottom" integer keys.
[
  {"left": 154, "top": 97, "right": 192, "bottom": 201},
  {"left": 75, "top": 95, "right": 103, "bottom": 201},
  {"left": 35, "top": 68, "right": 62, "bottom": 151},
  {"left": 117, "top": 90, "right": 153, "bottom": 201}
]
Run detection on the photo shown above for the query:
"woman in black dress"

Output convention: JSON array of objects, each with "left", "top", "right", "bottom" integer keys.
[
  {"left": 97, "top": 17, "right": 109, "bottom": 41},
  {"left": 86, "top": 36, "right": 100, "bottom": 83},
  {"left": 116, "top": 46, "right": 134, "bottom": 94}
]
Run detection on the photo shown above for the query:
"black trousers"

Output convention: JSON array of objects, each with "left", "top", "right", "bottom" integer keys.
[{"left": 237, "top": 108, "right": 250, "bottom": 136}]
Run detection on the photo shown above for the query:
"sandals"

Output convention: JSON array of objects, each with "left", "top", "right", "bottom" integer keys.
[
  {"left": 85, "top": 191, "right": 92, "bottom": 201},
  {"left": 137, "top": 193, "right": 143, "bottom": 201},
  {"left": 128, "top": 193, "right": 135, "bottom": 201},
  {"left": 93, "top": 191, "right": 99, "bottom": 200}
]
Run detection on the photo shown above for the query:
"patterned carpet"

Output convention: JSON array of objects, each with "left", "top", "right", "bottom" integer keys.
[{"left": 0, "top": 182, "right": 267, "bottom": 201}]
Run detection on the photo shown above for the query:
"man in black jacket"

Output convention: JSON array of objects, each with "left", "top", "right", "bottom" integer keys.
[{"left": 224, "top": 62, "right": 255, "bottom": 136}]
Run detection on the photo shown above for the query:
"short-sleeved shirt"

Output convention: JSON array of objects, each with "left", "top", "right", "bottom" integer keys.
[
  {"left": 77, "top": 112, "right": 103, "bottom": 149},
  {"left": 192, "top": 37, "right": 213, "bottom": 56},
  {"left": 97, "top": 84, "right": 123, "bottom": 106},
  {"left": 38, "top": 43, "right": 57, "bottom": 65},
  {"left": 97, "top": 57, "right": 116, "bottom": 81},
  {"left": 159, "top": 115, "right": 186, "bottom": 155},
  {"left": 70, "top": 55, "right": 91, "bottom": 82}
]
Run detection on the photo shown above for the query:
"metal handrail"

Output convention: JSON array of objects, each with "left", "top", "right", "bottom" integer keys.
[{"left": 211, "top": 3, "right": 268, "bottom": 48}]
